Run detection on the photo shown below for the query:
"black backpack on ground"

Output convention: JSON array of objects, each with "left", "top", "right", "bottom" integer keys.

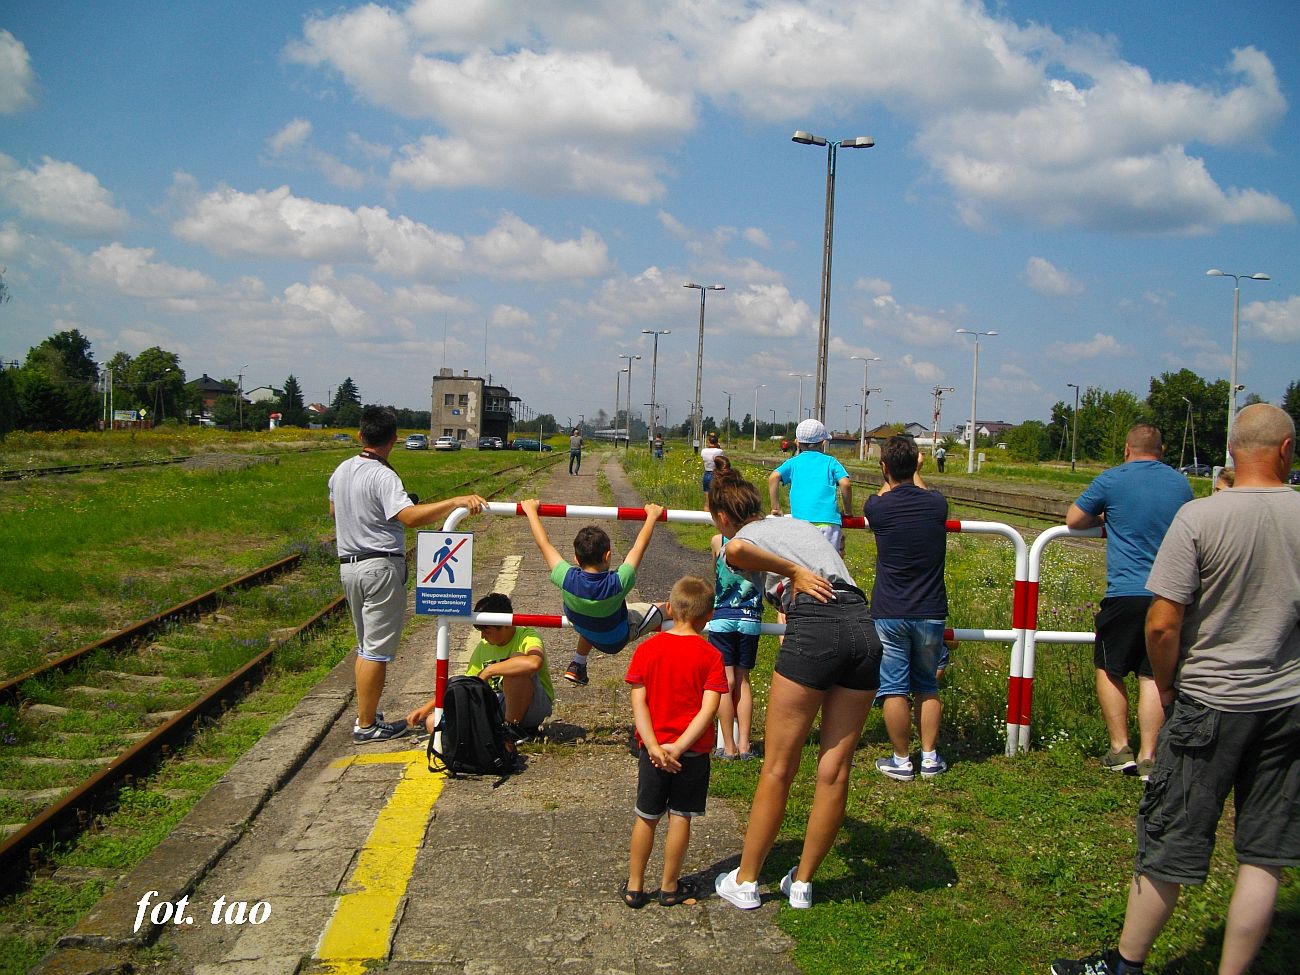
[{"left": 427, "top": 675, "right": 517, "bottom": 781}]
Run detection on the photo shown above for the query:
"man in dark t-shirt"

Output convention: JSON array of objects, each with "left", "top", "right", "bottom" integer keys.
[{"left": 865, "top": 435, "right": 949, "bottom": 781}]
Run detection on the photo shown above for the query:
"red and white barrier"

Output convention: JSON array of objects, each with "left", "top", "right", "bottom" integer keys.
[{"left": 433, "top": 502, "right": 1095, "bottom": 757}]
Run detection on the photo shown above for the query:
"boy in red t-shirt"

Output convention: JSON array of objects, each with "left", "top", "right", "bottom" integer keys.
[{"left": 621, "top": 575, "right": 729, "bottom": 908}]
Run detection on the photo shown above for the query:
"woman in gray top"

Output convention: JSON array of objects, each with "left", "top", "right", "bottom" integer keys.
[{"left": 707, "top": 474, "right": 880, "bottom": 911}]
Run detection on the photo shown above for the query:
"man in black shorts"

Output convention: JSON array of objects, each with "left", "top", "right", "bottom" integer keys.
[
  {"left": 1052, "top": 404, "right": 1300, "bottom": 975},
  {"left": 1066, "top": 424, "right": 1191, "bottom": 779}
]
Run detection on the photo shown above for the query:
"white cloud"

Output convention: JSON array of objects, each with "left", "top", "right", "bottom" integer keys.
[
  {"left": 0, "top": 30, "right": 35, "bottom": 114},
  {"left": 729, "top": 283, "right": 812, "bottom": 338},
  {"left": 920, "top": 46, "right": 1292, "bottom": 234},
  {"left": 85, "top": 243, "right": 218, "bottom": 299},
  {"left": 268, "top": 119, "right": 313, "bottom": 156},
  {"left": 1023, "top": 257, "right": 1083, "bottom": 296},
  {"left": 864, "top": 293, "right": 961, "bottom": 346},
  {"left": 743, "top": 227, "right": 771, "bottom": 249},
  {"left": 1053, "top": 332, "right": 1124, "bottom": 358},
  {"left": 490, "top": 304, "right": 534, "bottom": 329},
  {"left": 854, "top": 277, "right": 892, "bottom": 296},
  {"left": 1243, "top": 296, "right": 1300, "bottom": 343},
  {"left": 0, "top": 155, "right": 129, "bottom": 235},
  {"left": 468, "top": 212, "right": 611, "bottom": 281}
]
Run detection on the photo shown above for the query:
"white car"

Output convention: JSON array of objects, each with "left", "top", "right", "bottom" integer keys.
[{"left": 433, "top": 435, "right": 461, "bottom": 451}]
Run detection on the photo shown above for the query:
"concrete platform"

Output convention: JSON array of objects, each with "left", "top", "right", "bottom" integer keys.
[{"left": 36, "top": 453, "right": 800, "bottom": 975}]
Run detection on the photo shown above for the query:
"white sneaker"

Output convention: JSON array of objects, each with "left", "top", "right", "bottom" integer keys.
[
  {"left": 779, "top": 865, "right": 812, "bottom": 909},
  {"left": 353, "top": 710, "right": 384, "bottom": 732},
  {"left": 714, "top": 868, "right": 760, "bottom": 910}
]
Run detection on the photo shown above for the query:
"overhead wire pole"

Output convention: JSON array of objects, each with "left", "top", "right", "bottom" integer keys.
[
  {"left": 1067, "top": 382, "right": 1080, "bottom": 472},
  {"left": 931, "top": 385, "right": 955, "bottom": 459},
  {"left": 619, "top": 353, "right": 641, "bottom": 450},
  {"left": 793, "top": 130, "right": 874, "bottom": 421},
  {"left": 850, "top": 355, "right": 881, "bottom": 461},
  {"left": 683, "top": 282, "right": 723, "bottom": 454},
  {"left": 751, "top": 383, "right": 765, "bottom": 451},
  {"left": 956, "top": 329, "right": 997, "bottom": 474},
  {"left": 641, "top": 328, "right": 670, "bottom": 448}
]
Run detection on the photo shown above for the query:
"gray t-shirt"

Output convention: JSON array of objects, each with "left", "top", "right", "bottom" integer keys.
[
  {"left": 1146, "top": 487, "right": 1300, "bottom": 712},
  {"left": 328, "top": 455, "right": 413, "bottom": 557},
  {"left": 732, "top": 516, "right": 857, "bottom": 611}
]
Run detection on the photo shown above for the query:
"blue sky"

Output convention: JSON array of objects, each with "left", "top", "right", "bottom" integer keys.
[{"left": 2, "top": 1, "right": 1297, "bottom": 434}]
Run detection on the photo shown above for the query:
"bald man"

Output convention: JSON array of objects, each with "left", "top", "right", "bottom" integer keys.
[{"left": 1053, "top": 403, "right": 1300, "bottom": 975}]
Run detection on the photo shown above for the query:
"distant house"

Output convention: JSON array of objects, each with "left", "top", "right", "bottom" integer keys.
[
  {"left": 960, "top": 419, "right": 1015, "bottom": 442},
  {"left": 186, "top": 374, "right": 235, "bottom": 414},
  {"left": 306, "top": 403, "right": 328, "bottom": 416}
]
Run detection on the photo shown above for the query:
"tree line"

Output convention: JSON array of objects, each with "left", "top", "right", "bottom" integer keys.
[
  {"left": 1005, "top": 371, "right": 1300, "bottom": 466},
  {"left": 0, "top": 330, "right": 430, "bottom": 437}
]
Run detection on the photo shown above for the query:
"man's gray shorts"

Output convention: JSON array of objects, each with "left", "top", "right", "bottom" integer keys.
[
  {"left": 498, "top": 673, "right": 553, "bottom": 729},
  {"left": 341, "top": 557, "right": 407, "bottom": 663},
  {"left": 1136, "top": 695, "right": 1300, "bottom": 885}
]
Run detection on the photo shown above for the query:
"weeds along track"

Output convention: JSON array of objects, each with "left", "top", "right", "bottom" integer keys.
[{"left": 0, "top": 457, "right": 552, "bottom": 889}]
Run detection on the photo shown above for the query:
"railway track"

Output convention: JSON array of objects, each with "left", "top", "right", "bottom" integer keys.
[{"left": 0, "top": 456, "right": 556, "bottom": 889}]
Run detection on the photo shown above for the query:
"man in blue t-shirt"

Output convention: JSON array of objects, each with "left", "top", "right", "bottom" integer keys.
[
  {"left": 866, "top": 435, "right": 950, "bottom": 781},
  {"left": 1067, "top": 423, "right": 1192, "bottom": 779}
]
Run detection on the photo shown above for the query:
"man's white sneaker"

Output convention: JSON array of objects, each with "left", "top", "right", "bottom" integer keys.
[
  {"left": 779, "top": 865, "right": 812, "bottom": 909},
  {"left": 714, "top": 868, "right": 760, "bottom": 909}
]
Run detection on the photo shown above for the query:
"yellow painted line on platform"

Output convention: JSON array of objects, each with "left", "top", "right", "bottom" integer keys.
[{"left": 312, "top": 748, "right": 443, "bottom": 975}]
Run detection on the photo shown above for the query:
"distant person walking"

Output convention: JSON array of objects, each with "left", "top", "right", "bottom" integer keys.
[
  {"left": 700, "top": 431, "right": 724, "bottom": 493},
  {"left": 1052, "top": 403, "right": 1300, "bottom": 975},
  {"left": 934, "top": 444, "right": 946, "bottom": 473},
  {"left": 329, "top": 406, "right": 485, "bottom": 744},
  {"left": 568, "top": 429, "right": 583, "bottom": 475},
  {"left": 1066, "top": 423, "right": 1192, "bottom": 779}
]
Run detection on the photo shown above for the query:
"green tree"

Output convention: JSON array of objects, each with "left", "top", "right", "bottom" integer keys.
[
  {"left": 1148, "top": 369, "right": 1228, "bottom": 467},
  {"left": 1006, "top": 420, "right": 1051, "bottom": 461},
  {"left": 20, "top": 330, "right": 100, "bottom": 430},
  {"left": 128, "top": 347, "right": 185, "bottom": 425},
  {"left": 278, "top": 375, "right": 309, "bottom": 427},
  {"left": 331, "top": 378, "right": 362, "bottom": 429},
  {"left": 0, "top": 366, "right": 18, "bottom": 437},
  {"left": 1283, "top": 381, "right": 1300, "bottom": 432}
]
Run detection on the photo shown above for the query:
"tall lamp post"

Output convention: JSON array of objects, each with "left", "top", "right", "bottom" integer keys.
[
  {"left": 641, "top": 328, "right": 670, "bottom": 447},
  {"left": 619, "top": 353, "right": 641, "bottom": 450},
  {"left": 1206, "top": 268, "right": 1270, "bottom": 467},
  {"left": 720, "top": 389, "right": 732, "bottom": 442},
  {"left": 883, "top": 399, "right": 893, "bottom": 426},
  {"left": 792, "top": 130, "right": 875, "bottom": 421},
  {"left": 751, "top": 383, "right": 766, "bottom": 450},
  {"left": 843, "top": 403, "right": 858, "bottom": 437},
  {"left": 850, "top": 355, "right": 881, "bottom": 461},
  {"left": 789, "top": 372, "right": 813, "bottom": 427},
  {"left": 614, "top": 365, "right": 628, "bottom": 442},
  {"left": 1067, "top": 382, "right": 1080, "bottom": 472},
  {"left": 683, "top": 282, "right": 724, "bottom": 453},
  {"left": 237, "top": 363, "right": 249, "bottom": 431},
  {"left": 956, "top": 329, "right": 997, "bottom": 473}
]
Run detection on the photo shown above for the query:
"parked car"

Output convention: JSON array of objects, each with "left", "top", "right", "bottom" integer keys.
[
  {"left": 512, "top": 438, "right": 553, "bottom": 452},
  {"left": 433, "top": 436, "right": 461, "bottom": 451},
  {"left": 1289, "top": 469, "right": 1300, "bottom": 485},
  {"left": 331, "top": 432, "right": 355, "bottom": 443},
  {"left": 477, "top": 436, "right": 503, "bottom": 450},
  {"left": 404, "top": 433, "right": 429, "bottom": 450},
  {"left": 1179, "top": 463, "right": 1212, "bottom": 477}
]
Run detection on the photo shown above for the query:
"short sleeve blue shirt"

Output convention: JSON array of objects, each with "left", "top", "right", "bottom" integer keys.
[
  {"left": 1074, "top": 460, "right": 1193, "bottom": 597},
  {"left": 775, "top": 451, "right": 849, "bottom": 525}
]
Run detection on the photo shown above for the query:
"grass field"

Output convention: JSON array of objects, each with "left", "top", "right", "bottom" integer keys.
[{"left": 620, "top": 444, "right": 1297, "bottom": 975}]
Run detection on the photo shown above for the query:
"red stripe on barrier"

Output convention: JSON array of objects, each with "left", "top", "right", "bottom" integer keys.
[
  {"left": 1005, "top": 675, "right": 1024, "bottom": 723},
  {"left": 1017, "top": 676, "right": 1034, "bottom": 726},
  {"left": 944, "top": 628, "right": 955, "bottom": 642},
  {"left": 842, "top": 515, "right": 866, "bottom": 530},
  {"left": 945, "top": 519, "right": 962, "bottom": 532},
  {"left": 536, "top": 503, "right": 568, "bottom": 517},
  {"left": 434, "top": 656, "right": 449, "bottom": 708},
  {"left": 510, "top": 614, "right": 566, "bottom": 628},
  {"left": 1012, "top": 579, "right": 1027, "bottom": 629}
]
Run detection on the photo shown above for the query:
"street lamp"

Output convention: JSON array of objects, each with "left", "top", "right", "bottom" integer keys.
[
  {"left": 793, "top": 129, "right": 875, "bottom": 421},
  {"left": 619, "top": 353, "right": 641, "bottom": 451},
  {"left": 850, "top": 355, "right": 881, "bottom": 461},
  {"left": 1206, "top": 268, "right": 1270, "bottom": 466},
  {"left": 641, "top": 328, "right": 671, "bottom": 446},
  {"left": 883, "top": 399, "right": 893, "bottom": 426},
  {"left": 751, "top": 383, "right": 766, "bottom": 450},
  {"left": 1067, "top": 382, "right": 1080, "bottom": 472},
  {"left": 614, "top": 365, "right": 629, "bottom": 442},
  {"left": 237, "top": 363, "right": 249, "bottom": 431},
  {"left": 789, "top": 372, "right": 813, "bottom": 429},
  {"left": 720, "top": 389, "right": 732, "bottom": 442},
  {"left": 843, "top": 403, "right": 858, "bottom": 437},
  {"left": 683, "top": 282, "right": 724, "bottom": 453},
  {"left": 956, "top": 330, "right": 997, "bottom": 473}
]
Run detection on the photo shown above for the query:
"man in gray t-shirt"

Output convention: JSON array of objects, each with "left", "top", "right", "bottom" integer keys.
[{"left": 1052, "top": 404, "right": 1300, "bottom": 975}]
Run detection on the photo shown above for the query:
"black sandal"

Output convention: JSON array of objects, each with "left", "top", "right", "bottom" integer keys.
[
  {"left": 620, "top": 884, "right": 650, "bottom": 909},
  {"left": 658, "top": 879, "right": 698, "bottom": 906}
]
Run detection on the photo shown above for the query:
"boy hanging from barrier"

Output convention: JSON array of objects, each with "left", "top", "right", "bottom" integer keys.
[
  {"left": 519, "top": 498, "right": 666, "bottom": 687},
  {"left": 621, "top": 575, "right": 728, "bottom": 908}
]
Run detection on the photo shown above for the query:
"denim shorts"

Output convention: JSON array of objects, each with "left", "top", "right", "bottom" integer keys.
[
  {"left": 874, "top": 618, "right": 947, "bottom": 698},
  {"left": 1094, "top": 596, "right": 1154, "bottom": 678},
  {"left": 1136, "top": 695, "right": 1300, "bottom": 885},
  {"left": 635, "top": 748, "right": 710, "bottom": 818},
  {"left": 774, "top": 586, "right": 880, "bottom": 692},
  {"left": 708, "top": 630, "right": 759, "bottom": 670}
]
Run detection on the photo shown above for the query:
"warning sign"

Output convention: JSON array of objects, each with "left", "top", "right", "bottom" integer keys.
[{"left": 415, "top": 530, "right": 474, "bottom": 616}]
